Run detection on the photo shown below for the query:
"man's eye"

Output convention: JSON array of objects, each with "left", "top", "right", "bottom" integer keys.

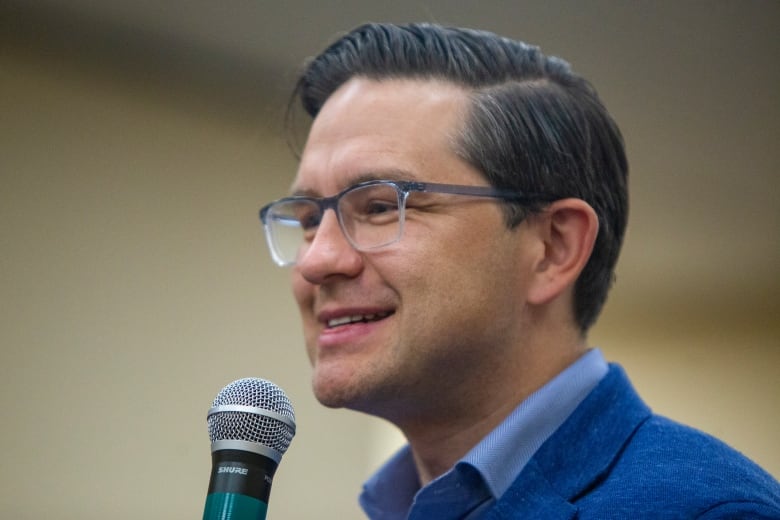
[
  {"left": 289, "top": 204, "right": 321, "bottom": 230},
  {"left": 299, "top": 212, "right": 321, "bottom": 230},
  {"left": 365, "top": 200, "right": 399, "bottom": 215}
]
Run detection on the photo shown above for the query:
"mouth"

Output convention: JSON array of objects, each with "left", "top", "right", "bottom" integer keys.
[{"left": 326, "top": 311, "right": 393, "bottom": 329}]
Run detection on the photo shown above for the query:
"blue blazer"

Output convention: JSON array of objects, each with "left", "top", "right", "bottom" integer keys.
[{"left": 484, "top": 365, "right": 780, "bottom": 519}]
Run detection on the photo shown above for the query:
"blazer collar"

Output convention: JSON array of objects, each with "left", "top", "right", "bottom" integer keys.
[{"left": 486, "top": 364, "right": 651, "bottom": 519}]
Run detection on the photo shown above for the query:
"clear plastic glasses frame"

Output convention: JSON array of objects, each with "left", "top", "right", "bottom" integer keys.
[{"left": 259, "top": 179, "right": 553, "bottom": 267}]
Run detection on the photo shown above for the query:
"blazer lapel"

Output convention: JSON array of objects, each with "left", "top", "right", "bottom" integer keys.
[{"left": 484, "top": 364, "right": 651, "bottom": 519}]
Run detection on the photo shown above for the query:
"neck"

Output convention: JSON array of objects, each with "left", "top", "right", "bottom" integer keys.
[
  {"left": 402, "top": 396, "right": 521, "bottom": 484},
  {"left": 399, "top": 326, "right": 587, "bottom": 485}
]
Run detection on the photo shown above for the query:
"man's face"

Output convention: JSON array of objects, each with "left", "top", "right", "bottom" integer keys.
[{"left": 290, "top": 78, "right": 538, "bottom": 422}]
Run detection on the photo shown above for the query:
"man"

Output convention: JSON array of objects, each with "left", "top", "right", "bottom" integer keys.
[{"left": 260, "top": 23, "right": 780, "bottom": 518}]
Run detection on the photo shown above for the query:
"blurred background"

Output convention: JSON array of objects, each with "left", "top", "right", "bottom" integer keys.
[{"left": 1, "top": 1, "right": 778, "bottom": 518}]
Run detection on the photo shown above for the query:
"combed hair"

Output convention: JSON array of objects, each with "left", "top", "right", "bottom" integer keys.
[{"left": 290, "top": 23, "right": 629, "bottom": 332}]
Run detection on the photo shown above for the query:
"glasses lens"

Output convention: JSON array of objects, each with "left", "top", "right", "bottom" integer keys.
[
  {"left": 265, "top": 199, "right": 320, "bottom": 265},
  {"left": 339, "top": 182, "right": 403, "bottom": 250},
  {"left": 263, "top": 182, "right": 405, "bottom": 266}
]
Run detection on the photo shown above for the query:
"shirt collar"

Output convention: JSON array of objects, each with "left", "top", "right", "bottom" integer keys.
[{"left": 462, "top": 348, "right": 608, "bottom": 498}]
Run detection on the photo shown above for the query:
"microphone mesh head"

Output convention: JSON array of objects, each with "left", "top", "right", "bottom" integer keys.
[{"left": 207, "top": 378, "right": 296, "bottom": 455}]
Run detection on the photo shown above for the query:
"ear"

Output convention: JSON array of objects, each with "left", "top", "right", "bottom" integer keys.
[{"left": 526, "top": 198, "right": 599, "bottom": 306}]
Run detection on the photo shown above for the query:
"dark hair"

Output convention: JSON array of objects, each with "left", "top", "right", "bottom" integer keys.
[{"left": 290, "top": 23, "right": 628, "bottom": 332}]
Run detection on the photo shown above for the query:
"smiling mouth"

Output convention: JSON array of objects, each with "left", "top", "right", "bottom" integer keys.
[{"left": 326, "top": 311, "right": 393, "bottom": 329}]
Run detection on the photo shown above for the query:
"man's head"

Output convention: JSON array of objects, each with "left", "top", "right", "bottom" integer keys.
[
  {"left": 275, "top": 23, "right": 628, "bottom": 421},
  {"left": 291, "top": 22, "right": 628, "bottom": 332}
]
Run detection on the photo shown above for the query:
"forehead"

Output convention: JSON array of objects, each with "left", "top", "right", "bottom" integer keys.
[{"left": 293, "top": 77, "right": 471, "bottom": 194}]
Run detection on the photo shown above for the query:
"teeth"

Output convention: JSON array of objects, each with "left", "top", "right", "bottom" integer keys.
[
  {"left": 327, "top": 312, "right": 390, "bottom": 328},
  {"left": 328, "top": 316, "right": 355, "bottom": 327}
]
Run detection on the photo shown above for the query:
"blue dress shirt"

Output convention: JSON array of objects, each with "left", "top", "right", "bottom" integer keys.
[{"left": 359, "top": 349, "right": 609, "bottom": 520}]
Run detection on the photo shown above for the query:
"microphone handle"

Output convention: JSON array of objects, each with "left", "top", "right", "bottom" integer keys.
[{"left": 203, "top": 449, "right": 278, "bottom": 520}]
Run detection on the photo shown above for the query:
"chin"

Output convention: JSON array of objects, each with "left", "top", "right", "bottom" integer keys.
[{"left": 311, "top": 370, "right": 357, "bottom": 409}]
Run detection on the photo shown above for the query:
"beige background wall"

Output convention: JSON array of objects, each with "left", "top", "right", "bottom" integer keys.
[{"left": 1, "top": 2, "right": 777, "bottom": 518}]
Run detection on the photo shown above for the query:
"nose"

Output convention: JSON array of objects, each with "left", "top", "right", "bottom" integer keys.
[{"left": 295, "top": 210, "right": 363, "bottom": 284}]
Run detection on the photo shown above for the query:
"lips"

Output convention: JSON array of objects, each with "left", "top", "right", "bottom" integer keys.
[{"left": 326, "top": 311, "right": 393, "bottom": 329}]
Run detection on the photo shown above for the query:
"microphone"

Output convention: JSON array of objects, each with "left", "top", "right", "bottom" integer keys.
[{"left": 203, "top": 378, "right": 296, "bottom": 520}]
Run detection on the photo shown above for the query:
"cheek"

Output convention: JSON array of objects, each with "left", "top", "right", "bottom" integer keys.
[{"left": 406, "top": 221, "right": 526, "bottom": 315}]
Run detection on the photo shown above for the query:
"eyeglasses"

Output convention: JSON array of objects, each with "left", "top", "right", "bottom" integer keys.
[{"left": 259, "top": 179, "right": 554, "bottom": 267}]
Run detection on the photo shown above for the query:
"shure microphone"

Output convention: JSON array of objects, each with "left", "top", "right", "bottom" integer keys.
[{"left": 203, "top": 378, "right": 296, "bottom": 520}]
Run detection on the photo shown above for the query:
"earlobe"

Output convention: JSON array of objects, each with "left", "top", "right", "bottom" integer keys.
[{"left": 527, "top": 199, "right": 599, "bottom": 306}]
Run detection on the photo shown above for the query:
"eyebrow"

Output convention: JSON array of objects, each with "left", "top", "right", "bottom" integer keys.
[{"left": 290, "top": 169, "right": 417, "bottom": 197}]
